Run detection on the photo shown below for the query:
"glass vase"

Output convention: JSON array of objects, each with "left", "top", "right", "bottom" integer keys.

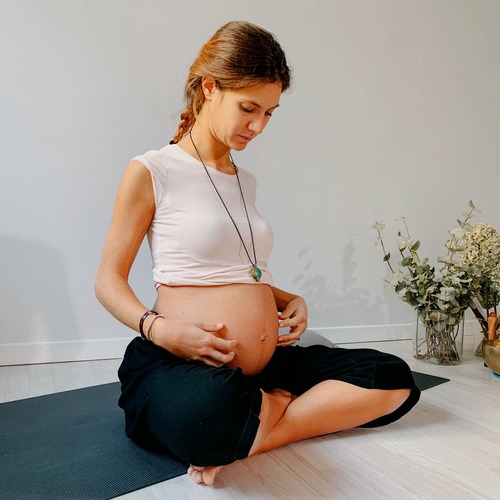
[{"left": 415, "top": 313, "right": 464, "bottom": 365}]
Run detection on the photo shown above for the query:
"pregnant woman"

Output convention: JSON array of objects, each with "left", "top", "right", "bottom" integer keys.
[{"left": 95, "top": 20, "right": 420, "bottom": 486}]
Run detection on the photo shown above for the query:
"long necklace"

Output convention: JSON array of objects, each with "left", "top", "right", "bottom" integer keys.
[{"left": 189, "top": 130, "right": 262, "bottom": 282}]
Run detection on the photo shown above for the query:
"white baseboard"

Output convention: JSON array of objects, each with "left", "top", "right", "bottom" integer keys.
[
  {"left": 312, "top": 323, "right": 414, "bottom": 344},
  {"left": 0, "top": 319, "right": 481, "bottom": 366},
  {"left": 0, "top": 337, "right": 133, "bottom": 366},
  {"left": 311, "top": 318, "right": 479, "bottom": 345}
]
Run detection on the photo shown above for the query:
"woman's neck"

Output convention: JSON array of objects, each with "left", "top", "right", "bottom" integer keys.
[{"left": 178, "top": 123, "right": 234, "bottom": 173}]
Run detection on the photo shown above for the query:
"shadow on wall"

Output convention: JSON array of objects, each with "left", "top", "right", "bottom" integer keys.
[
  {"left": 0, "top": 235, "right": 81, "bottom": 345},
  {"left": 294, "top": 240, "right": 385, "bottom": 326}
]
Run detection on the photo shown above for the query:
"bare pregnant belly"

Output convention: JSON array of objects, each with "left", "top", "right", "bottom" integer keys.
[{"left": 154, "top": 284, "right": 279, "bottom": 376}]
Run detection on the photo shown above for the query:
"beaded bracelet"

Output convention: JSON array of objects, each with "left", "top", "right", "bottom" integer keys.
[
  {"left": 146, "top": 314, "right": 165, "bottom": 344},
  {"left": 139, "top": 309, "right": 158, "bottom": 340}
]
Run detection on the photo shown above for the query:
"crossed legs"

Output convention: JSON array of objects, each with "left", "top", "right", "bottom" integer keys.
[
  {"left": 253, "top": 382, "right": 411, "bottom": 454},
  {"left": 188, "top": 382, "right": 412, "bottom": 485},
  {"left": 119, "top": 340, "right": 418, "bottom": 486}
]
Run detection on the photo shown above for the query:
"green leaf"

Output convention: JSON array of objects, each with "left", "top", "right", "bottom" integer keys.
[
  {"left": 410, "top": 241, "right": 420, "bottom": 252},
  {"left": 429, "top": 311, "right": 443, "bottom": 321},
  {"left": 401, "top": 257, "right": 413, "bottom": 266},
  {"left": 469, "top": 200, "right": 482, "bottom": 213}
]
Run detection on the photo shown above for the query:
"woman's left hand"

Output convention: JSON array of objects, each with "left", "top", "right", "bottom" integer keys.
[{"left": 276, "top": 296, "right": 308, "bottom": 346}]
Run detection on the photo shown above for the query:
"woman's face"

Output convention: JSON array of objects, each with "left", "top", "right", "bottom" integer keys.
[{"left": 204, "top": 81, "right": 282, "bottom": 151}]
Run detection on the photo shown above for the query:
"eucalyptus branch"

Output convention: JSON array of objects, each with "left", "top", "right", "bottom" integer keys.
[
  {"left": 446, "top": 203, "right": 476, "bottom": 258},
  {"left": 373, "top": 226, "right": 395, "bottom": 273},
  {"left": 401, "top": 216, "right": 411, "bottom": 239},
  {"left": 471, "top": 298, "right": 488, "bottom": 334}
]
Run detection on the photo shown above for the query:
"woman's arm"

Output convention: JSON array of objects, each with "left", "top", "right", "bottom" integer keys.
[
  {"left": 95, "top": 160, "right": 155, "bottom": 331},
  {"left": 95, "top": 160, "right": 237, "bottom": 366},
  {"left": 271, "top": 286, "right": 308, "bottom": 346}
]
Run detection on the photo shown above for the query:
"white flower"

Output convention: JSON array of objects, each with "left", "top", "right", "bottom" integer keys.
[{"left": 460, "top": 223, "right": 500, "bottom": 279}]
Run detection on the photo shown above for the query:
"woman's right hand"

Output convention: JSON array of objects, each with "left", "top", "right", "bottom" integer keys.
[{"left": 152, "top": 318, "right": 238, "bottom": 368}]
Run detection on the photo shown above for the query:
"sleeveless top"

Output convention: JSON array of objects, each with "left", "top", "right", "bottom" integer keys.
[{"left": 133, "top": 143, "right": 274, "bottom": 287}]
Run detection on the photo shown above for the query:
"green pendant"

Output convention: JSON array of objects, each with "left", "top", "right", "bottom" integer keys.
[{"left": 251, "top": 266, "right": 262, "bottom": 282}]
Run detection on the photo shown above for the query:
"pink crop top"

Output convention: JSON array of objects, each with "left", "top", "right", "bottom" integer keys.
[{"left": 133, "top": 144, "right": 274, "bottom": 287}]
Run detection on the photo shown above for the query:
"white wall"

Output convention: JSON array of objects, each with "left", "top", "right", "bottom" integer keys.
[{"left": 1, "top": 0, "right": 499, "bottom": 365}]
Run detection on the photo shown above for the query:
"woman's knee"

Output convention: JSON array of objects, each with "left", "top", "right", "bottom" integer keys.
[
  {"left": 384, "top": 388, "right": 412, "bottom": 414},
  {"left": 361, "top": 386, "right": 420, "bottom": 428}
]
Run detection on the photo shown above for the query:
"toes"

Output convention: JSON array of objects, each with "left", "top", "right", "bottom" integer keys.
[
  {"left": 201, "top": 466, "right": 222, "bottom": 485},
  {"left": 188, "top": 465, "right": 223, "bottom": 486},
  {"left": 187, "top": 466, "right": 204, "bottom": 484}
]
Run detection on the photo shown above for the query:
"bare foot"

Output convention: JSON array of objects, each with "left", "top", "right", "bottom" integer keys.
[
  {"left": 187, "top": 465, "right": 224, "bottom": 485},
  {"left": 186, "top": 389, "right": 295, "bottom": 485}
]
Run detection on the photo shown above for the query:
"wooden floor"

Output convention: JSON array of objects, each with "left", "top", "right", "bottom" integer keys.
[{"left": 1, "top": 337, "right": 500, "bottom": 499}]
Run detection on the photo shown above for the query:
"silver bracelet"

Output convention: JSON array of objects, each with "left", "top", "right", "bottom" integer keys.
[{"left": 146, "top": 314, "right": 165, "bottom": 343}]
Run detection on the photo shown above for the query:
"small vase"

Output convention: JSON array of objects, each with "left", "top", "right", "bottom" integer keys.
[{"left": 415, "top": 313, "right": 464, "bottom": 365}]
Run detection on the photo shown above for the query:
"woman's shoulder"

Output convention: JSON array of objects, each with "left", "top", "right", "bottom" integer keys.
[
  {"left": 133, "top": 144, "right": 188, "bottom": 181},
  {"left": 133, "top": 143, "right": 172, "bottom": 168}
]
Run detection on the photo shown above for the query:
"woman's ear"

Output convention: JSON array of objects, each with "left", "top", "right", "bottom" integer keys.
[{"left": 201, "top": 77, "right": 217, "bottom": 100}]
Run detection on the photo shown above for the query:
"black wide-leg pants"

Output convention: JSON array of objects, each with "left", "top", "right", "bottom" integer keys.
[{"left": 118, "top": 338, "right": 420, "bottom": 466}]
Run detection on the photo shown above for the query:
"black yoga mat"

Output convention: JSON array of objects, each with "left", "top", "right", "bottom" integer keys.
[
  {"left": 0, "top": 371, "right": 447, "bottom": 500},
  {"left": 0, "top": 382, "right": 187, "bottom": 500},
  {"left": 411, "top": 370, "right": 449, "bottom": 391}
]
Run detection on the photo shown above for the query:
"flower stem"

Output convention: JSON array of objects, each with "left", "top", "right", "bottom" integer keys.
[{"left": 470, "top": 302, "right": 488, "bottom": 335}]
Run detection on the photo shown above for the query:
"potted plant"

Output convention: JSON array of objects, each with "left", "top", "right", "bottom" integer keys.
[{"left": 373, "top": 202, "right": 483, "bottom": 364}]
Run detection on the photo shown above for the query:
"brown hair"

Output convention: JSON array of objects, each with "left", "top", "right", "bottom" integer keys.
[{"left": 172, "top": 21, "right": 291, "bottom": 143}]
